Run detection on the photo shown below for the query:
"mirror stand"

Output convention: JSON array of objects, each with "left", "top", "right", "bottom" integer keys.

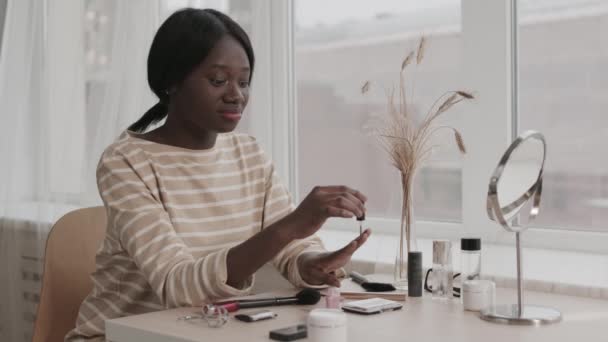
[
  {"left": 480, "top": 232, "right": 561, "bottom": 325},
  {"left": 481, "top": 131, "right": 561, "bottom": 326}
]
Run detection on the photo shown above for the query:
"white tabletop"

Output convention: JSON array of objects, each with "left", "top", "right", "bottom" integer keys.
[{"left": 106, "top": 287, "right": 608, "bottom": 342}]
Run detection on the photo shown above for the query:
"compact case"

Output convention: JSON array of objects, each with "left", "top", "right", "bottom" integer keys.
[{"left": 341, "top": 298, "right": 403, "bottom": 314}]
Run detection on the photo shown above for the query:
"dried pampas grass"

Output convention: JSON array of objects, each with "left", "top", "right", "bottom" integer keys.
[{"left": 362, "top": 36, "right": 474, "bottom": 277}]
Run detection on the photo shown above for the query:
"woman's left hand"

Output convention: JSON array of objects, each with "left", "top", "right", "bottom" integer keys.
[{"left": 298, "top": 229, "right": 371, "bottom": 287}]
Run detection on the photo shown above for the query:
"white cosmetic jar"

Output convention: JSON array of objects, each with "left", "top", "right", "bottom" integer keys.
[
  {"left": 307, "top": 309, "right": 347, "bottom": 342},
  {"left": 462, "top": 280, "right": 495, "bottom": 312}
]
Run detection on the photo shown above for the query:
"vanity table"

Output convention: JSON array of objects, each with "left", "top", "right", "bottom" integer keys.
[{"left": 106, "top": 287, "right": 608, "bottom": 342}]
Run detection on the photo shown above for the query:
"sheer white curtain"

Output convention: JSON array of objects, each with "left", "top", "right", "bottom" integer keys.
[
  {"left": 0, "top": 1, "right": 279, "bottom": 340},
  {"left": 0, "top": 1, "right": 162, "bottom": 340}
]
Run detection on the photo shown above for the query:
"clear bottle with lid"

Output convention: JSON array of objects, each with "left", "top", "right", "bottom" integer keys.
[
  {"left": 460, "top": 238, "right": 481, "bottom": 281},
  {"left": 460, "top": 238, "right": 481, "bottom": 303}
]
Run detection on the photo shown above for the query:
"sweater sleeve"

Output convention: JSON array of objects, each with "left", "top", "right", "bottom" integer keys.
[
  {"left": 260, "top": 157, "right": 327, "bottom": 288},
  {"left": 97, "top": 146, "right": 253, "bottom": 308}
]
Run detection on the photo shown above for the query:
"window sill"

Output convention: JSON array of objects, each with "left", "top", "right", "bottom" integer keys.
[
  {"left": 2, "top": 202, "right": 607, "bottom": 298},
  {"left": 317, "top": 229, "right": 608, "bottom": 299}
]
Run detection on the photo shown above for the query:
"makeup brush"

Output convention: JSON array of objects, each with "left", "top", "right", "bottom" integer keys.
[
  {"left": 215, "top": 289, "right": 321, "bottom": 312},
  {"left": 350, "top": 271, "right": 396, "bottom": 292}
]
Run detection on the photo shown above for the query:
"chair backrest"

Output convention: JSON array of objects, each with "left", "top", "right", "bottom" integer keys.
[{"left": 32, "top": 206, "right": 107, "bottom": 342}]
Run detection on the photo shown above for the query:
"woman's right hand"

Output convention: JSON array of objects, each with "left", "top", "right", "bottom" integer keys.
[{"left": 284, "top": 185, "right": 367, "bottom": 240}]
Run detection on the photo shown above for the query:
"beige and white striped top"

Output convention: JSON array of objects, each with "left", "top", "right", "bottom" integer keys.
[{"left": 66, "top": 131, "right": 324, "bottom": 341}]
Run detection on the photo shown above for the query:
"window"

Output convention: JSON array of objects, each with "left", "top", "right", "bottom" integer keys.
[
  {"left": 294, "top": 0, "right": 464, "bottom": 223},
  {"left": 23, "top": 0, "right": 608, "bottom": 252},
  {"left": 517, "top": 0, "right": 608, "bottom": 232},
  {"left": 290, "top": 0, "right": 608, "bottom": 253}
]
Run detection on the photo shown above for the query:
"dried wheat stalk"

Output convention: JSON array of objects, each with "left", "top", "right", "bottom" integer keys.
[{"left": 362, "top": 37, "right": 474, "bottom": 276}]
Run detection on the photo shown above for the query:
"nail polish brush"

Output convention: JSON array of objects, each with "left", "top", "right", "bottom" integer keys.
[{"left": 356, "top": 214, "right": 365, "bottom": 235}]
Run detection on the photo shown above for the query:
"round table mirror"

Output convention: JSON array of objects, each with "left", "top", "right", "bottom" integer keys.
[{"left": 481, "top": 130, "right": 561, "bottom": 325}]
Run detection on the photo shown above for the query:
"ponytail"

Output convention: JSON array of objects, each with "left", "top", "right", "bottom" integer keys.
[{"left": 128, "top": 102, "right": 168, "bottom": 133}]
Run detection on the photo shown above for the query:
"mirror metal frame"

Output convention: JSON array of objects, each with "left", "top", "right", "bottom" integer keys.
[
  {"left": 481, "top": 130, "right": 561, "bottom": 325},
  {"left": 486, "top": 130, "right": 546, "bottom": 232}
]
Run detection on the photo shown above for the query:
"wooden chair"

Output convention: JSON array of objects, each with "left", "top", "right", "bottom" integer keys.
[{"left": 32, "top": 206, "right": 106, "bottom": 342}]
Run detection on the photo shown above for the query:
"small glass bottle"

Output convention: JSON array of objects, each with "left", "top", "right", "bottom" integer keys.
[
  {"left": 460, "top": 238, "right": 481, "bottom": 282},
  {"left": 432, "top": 240, "right": 453, "bottom": 300},
  {"left": 460, "top": 238, "right": 482, "bottom": 304},
  {"left": 325, "top": 286, "right": 341, "bottom": 309}
]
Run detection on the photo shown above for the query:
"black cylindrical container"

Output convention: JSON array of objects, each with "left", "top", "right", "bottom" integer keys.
[{"left": 407, "top": 251, "right": 423, "bottom": 297}]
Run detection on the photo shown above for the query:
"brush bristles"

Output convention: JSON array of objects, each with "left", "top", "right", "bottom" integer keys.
[{"left": 296, "top": 289, "right": 321, "bottom": 305}]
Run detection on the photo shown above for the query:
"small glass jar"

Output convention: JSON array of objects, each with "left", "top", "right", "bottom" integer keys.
[
  {"left": 460, "top": 238, "right": 481, "bottom": 282},
  {"left": 432, "top": 240, "right": 453, "bottom": 300},
  {"left": 325, "top": 287, "right": 341, "bottom": 309}
]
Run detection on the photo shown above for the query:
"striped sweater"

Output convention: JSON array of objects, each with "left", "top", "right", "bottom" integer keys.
[{"left": 66, "top": 131, "right": 325, "bottom": 341}]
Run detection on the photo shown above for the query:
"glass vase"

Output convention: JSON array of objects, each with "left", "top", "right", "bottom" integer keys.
[{"left": 393, "top": 172, "right": 418, "bottom": 290}]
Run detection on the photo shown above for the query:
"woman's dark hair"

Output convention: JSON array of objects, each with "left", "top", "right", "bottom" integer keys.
[{"left": 129, "top": 8, "right": 255, "bottom": 133}]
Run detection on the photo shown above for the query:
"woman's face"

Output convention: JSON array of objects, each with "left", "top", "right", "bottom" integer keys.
[{"left": 171, "top": 35, "right": 251, "bottom": 134}]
